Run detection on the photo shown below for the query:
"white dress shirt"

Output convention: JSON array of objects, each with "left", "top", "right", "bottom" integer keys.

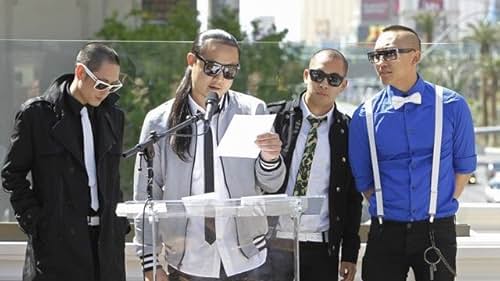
[
  {"left": 80, "top": 107, "right": 99, "bottom": 211},
  {"left": 172, "top": 95, "right": 266, "bottom": 278},
  {"left": 281, "top": 95, "right": 333, "bottom": 235}
]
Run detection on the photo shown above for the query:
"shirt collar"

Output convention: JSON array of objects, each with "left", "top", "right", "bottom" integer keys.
[
  {"left": 65, "top": 83, "right": 98, "bottom": 119},
  {"left": 64, "top": 83, "right": 84, "bottom": 116},
  {"left": 299, "top": 93, "right": 334, "bottom": 126}
]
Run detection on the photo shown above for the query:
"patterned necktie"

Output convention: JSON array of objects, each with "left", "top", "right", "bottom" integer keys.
[
  {"left": 204, "top": 124, "right": 216, "bottom": 244},
  {"left": 293, "top": 116, "right": 326, "bottom": 196},
  {"left": 81, "top": 107, "right": 99, "bottom": 211}
]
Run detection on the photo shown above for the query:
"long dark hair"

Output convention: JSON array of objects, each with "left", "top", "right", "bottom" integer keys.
[{"left": 168, "top": 29, "right": 240, "bottom": 161}]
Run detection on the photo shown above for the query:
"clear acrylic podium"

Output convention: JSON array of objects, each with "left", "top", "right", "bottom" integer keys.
[{"left": 116, "top": 195, "right": 324, "bottom": 281}]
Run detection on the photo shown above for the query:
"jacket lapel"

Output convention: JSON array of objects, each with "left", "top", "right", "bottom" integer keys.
[
  {"left": 43, "top": 74, "right": 85, "bottom": 169},
  {"left": 96, "top": 110, "right": 118, "bottom": 164},
  {"left": 95, "top": 109, "right": 118, "bottom": 203},
  {"left": 51, "top": 108, "right": 86, "bottom": 170}
]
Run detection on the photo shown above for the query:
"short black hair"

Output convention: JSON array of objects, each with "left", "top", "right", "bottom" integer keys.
[
  {"left": 310, "top": 48, "right": 349, "bottom": 76},
  {"left": 76, "top": 42, "right": 120, "bottom": 71},
  {"left": 382, "top": 25, "right": 422, "bottom": 51}
]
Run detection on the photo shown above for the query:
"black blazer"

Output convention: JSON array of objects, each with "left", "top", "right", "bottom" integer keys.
[
  {"left": 2, "top": 74, "right": 129, "bottom": 281},
  {"left": 268, "top": 93, "right": 362, "bottom": 263}
]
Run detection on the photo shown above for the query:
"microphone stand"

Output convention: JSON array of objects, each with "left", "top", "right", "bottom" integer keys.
[
  {"left": 121, "top": 111, "right": 204, "bottom": 281},
  {"left": 122, "top": 111, "right": 204, "bottom": 199}
]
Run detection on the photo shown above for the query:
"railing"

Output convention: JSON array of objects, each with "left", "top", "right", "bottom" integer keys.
[{"left": 0, "top": 203, "right": 498, "bottom": 281}]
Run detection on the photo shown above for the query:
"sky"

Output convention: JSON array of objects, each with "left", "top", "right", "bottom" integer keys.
[{"left": 196, "top": 0, "right": 301, "bottom": 41}]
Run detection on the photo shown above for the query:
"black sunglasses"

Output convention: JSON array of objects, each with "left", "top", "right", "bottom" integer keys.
[
  {"left": 308, "top": 69, "right": 344, "bottom": 87},
  {"left": 367, "top": 48, "right": 416, "bottom": 64},
  {"left": 195, "top": 53, "right": 240, "bottom": 80}
]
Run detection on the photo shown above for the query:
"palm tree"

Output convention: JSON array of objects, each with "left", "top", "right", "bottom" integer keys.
[
  {"left": 420, "top": 55, "right": 474, "bottom": 95},
  {"left": 487, "top": 58, "right": 500, "bottom": 145},
  {"left": 464, "top": 20, "right": 500, "bottom": 144},
  {"left": 414, "top": 11, "right": 439, "bottom": 44}
]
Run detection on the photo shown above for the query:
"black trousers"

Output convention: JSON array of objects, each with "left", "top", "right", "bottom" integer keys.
[
  {"left": 299, "top": 241, "right": 339, "bottom": 281},
  {"left": 89, "top": 226, "right": 100, "bottom": 281},
  {"left": 267, "top": 239, "right": 339, "bottom": 281},
  {"left": 362, "top": 216, "right": 457, "bottom": 281},
  {"left": 167, "top": 263, "right": 270, "bottom": 281}
]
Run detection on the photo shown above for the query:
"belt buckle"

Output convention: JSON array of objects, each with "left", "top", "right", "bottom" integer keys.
[
  {"left": 87, "top": 216, "right": 100, "bottom": 226},
  {"left": 276, "top": 231, "right": 328, "bottom": 243},
  {"left": 300, "top": 232, "right": 327, "bottom": 243}
]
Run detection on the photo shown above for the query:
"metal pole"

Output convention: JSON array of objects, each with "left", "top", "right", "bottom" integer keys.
[
  {"left": 150, "top": 201, "right": 157, "bottom": 281},
  {"left": 292, "top": 198, "right": 303, "bottom": 281}
]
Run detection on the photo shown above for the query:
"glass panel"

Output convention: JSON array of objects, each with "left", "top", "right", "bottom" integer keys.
[
  {"left": 0, "top": 39, "right": 494, "bottom": 225},
  {"left": 119, "top": 196, "right": 323, "bottom": 281}
]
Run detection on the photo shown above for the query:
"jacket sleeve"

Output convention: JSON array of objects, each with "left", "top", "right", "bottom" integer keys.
[
  {"left": 339, "top": 116, "right": 363, "bottom": 263},
  {"left": 132, "top": 110, "right": 165, "bottom": 270},
  {"left": 1, "top": 105, "right": 41, "bottom": 235},
  {"left": 340, "top": 175, "right": 363, "bottom": 263},
  {"left": 255, "top": 157, "right": 285, "bottom": 193},
  {"left": 254, "top": 101, "right": 286, "bottom": 193},
  {"left": 114, "top": 110, "right": 131, "bottom": 235}
]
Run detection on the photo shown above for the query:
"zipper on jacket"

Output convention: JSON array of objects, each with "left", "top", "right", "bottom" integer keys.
[
  {"left": 216, "top": 113, "right": 232, "bottom": 198},
  {"left": 177, "top": 120, "right": 198, "bottom": 268}
]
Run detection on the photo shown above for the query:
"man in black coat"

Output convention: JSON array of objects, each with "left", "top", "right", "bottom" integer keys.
[
  {"left": 1, "top": 43, "right": 129, "bottom": 281},
  {"left": 267, "top": 48, "right": 363, "bottom": 281}
]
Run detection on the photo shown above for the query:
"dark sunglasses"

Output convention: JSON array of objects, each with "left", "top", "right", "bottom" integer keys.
[
  {"left": 195, "top": 53, "right": 240, "bottom": 80},
  {"left": 308, "top": 69, "right": 344, "bottom": 87},
  {"left": 367, "top": 48, "right": 416, "bottom": 64}
]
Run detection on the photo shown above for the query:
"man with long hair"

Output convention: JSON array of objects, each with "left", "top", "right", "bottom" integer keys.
[{"left": 134, "top": 29, "right": 285, "bottom": 281}]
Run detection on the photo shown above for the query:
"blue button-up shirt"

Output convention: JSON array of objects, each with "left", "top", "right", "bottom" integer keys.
[{"left": 349, "top": 76, "right": 476, "bottom": 221}]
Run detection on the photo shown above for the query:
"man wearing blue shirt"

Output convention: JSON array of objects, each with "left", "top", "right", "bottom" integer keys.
[{"left": 349, "top": 25, "right": 476, "bottom": 281}]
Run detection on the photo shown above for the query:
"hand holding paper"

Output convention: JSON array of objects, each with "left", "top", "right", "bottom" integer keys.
[{"left": 255, "top": 132, "right": 282, "bottom": 161}]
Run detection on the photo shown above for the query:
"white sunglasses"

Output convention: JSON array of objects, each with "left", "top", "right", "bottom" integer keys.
[{"left": 77, "top": 63, "right": 123, "bottom": 93}]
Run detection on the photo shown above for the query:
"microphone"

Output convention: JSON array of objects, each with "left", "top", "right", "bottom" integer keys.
[{"left": 204, "top": 92, "right": 220, "bottom": 123}]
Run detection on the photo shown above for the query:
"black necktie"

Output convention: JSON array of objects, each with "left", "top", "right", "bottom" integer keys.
[{"left": 204, "top": 124, "right": 216, "bottom": 244}]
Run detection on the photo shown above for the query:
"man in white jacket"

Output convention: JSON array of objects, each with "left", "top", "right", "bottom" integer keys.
[{"left": 133, "top": 29, "right": 286, "bottom": 281}]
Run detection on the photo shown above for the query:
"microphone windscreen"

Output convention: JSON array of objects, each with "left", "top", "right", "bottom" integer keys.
[{"left": 206, "top": 92, "right": 219, "bottom": 104}]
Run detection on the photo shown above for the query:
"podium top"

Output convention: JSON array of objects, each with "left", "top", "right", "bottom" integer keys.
[{"left": 116, "top": 195, "right": 324, "bottom": 219}]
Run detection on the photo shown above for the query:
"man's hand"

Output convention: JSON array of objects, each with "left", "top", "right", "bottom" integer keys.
[
  {"left": 255, "top": 132, "right": 282, "bottom": 162},
  {"left": 363, "top": 188, "right": 374, "bottom": 201},
  {"left": 339, "top": 261, "right": 357, "bottom": 281},
  {"left": 144, "top": 268, "right": 169, "bottom": 281}
]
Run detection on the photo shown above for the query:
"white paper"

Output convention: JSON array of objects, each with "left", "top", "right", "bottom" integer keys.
[{"left": 216, "top": 114, "right": 276, "bottom": 158}]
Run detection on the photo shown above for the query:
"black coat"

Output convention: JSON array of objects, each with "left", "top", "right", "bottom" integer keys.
[
  {"left": 1, "top": 74, "right": 129, "bottom": 281},
  {"left": 268, "top": 94, "right": 363, "bottom": 263}
]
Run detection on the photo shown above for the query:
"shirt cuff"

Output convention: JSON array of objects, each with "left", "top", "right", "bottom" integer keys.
[
  {"left": 141, "top": 253, "right": 162, "bottom": 272},
  {"left": 259, "top": 156, "right": 281, "bottom": 172},
  {"left": 454, "top": 155, "right": 477, "bottom": 174},
  {"left": 353, "top": 176, "right": 374, "bottom": 193}
]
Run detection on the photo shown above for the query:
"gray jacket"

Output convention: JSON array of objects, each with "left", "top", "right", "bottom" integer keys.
[{"left": 133, "top": 90, "right": 285, "bottom": 268}]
